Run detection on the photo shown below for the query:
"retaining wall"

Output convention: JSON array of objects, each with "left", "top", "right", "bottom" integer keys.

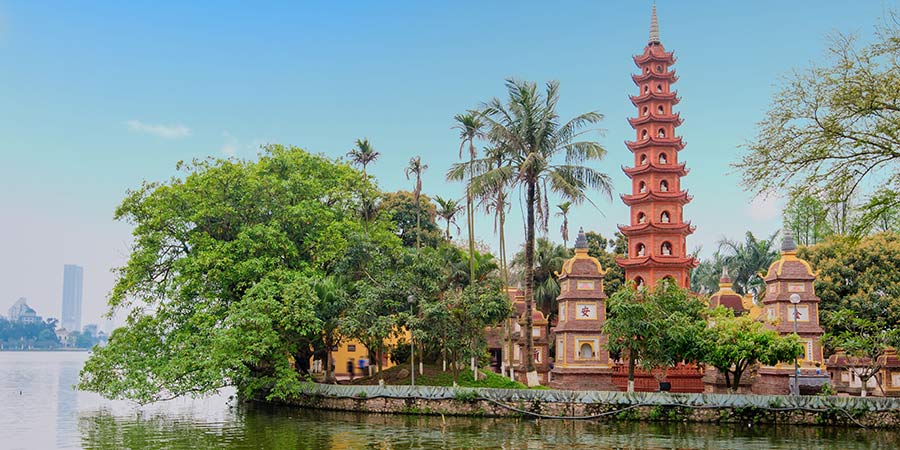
[{"left": 272, "top": 383, "right": 900, "bottom": 428}]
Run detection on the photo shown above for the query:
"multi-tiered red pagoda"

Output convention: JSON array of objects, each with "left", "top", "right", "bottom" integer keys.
[{"left": 617, "top": 5, "right": 698, "bottom": 289}]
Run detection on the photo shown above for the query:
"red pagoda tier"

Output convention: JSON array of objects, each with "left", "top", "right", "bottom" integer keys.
[{"left": 615, "top": 4, "right": 698, "bottom": 290}]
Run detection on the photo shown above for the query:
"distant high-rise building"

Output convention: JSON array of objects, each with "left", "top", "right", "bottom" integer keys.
[{"left": 61, "top": 265, "right": 83, "bottom": 332}]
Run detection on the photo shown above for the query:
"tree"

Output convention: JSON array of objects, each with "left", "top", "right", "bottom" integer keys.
[
  {"left": 603, "top": 281, "right": 707, "bottom": 392},
  {"left": 378, "top": 191, "right": 442, "bottom": 249},
  {"left": 584, "top": 231, "right": 626, "bottom": 297},
  {"left": 477, "top": 146, "right": 512, "bottom": 288},
  {"left": 798, "top": 232, "right": 900, "bottom": 343},
  {"left": 702, "top": 307, "right": 804, "bottom": 392},
  {"left": 822, "top": 309, "right": 900, "bottom": 397},
  {"left": 736, "top": 11, "right": 900, "bottom": 220},
  {"left": 79, "top": 145, "right": 369, "bottom": 403},
  {"left": 313, "top": 276, "right": 350, "bottom": 383},
  {"left": 434, "top": 196, "right": 464, "bottom": 239},
  {"left": 449, "top": 79, "right": 612, "bottom": 385},
  {"left": 783, "top": 190, "right": 831, "bottom": 246},
  {"left": 511, "top": 238, "right": 567, "bottom": 320},
  {"left": 405, "top": 156, "right": 428, "bottom": 251},
  {"left": 718, "top": 231, "right": 780, "bottom": 300},
  {"left": 556, "top": 201, "right": 572, "bottom": 248},
  {"left": 347, "top": 139, "right": 380, "bottom": 232},
  {"left": 691, "top": 250, "right": 727, "bottom": 295},
  {"left": 452, "top": 112, "right": 486, "bottom": 285},
  {"left": 855, "top": 188, "right": 900, "bottom": 235}
]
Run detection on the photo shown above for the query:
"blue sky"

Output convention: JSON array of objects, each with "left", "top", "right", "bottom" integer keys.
[{"left": 0, "top": 0, "right": 894, "bottom": 327}]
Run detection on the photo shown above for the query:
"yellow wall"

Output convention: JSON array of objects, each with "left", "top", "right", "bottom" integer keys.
[{"left": 314, "top": 331, "right": 409, "bottom": 377}]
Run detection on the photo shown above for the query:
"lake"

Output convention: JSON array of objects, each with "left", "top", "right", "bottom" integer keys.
[{"left": 1, "top": 351, "right": 897, "bottom": 449}]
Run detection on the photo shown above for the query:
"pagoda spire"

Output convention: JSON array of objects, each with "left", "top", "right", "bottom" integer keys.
[{"left": 649, "top": 3, "right": 660, "bottom": 44}]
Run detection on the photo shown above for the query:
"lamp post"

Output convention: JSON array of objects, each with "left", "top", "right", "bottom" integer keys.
[
  {"left": 407, "top": 294, "right": 416, "bottom": 387},
  {"left": 789, "top": 293, "right": 801, "bottom": 395}
]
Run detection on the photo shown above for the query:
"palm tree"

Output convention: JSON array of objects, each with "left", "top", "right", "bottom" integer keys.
[
  {"left": 511, "top": 238, "right": 569, "bottom": 319},
  {"left": 452, "top": 112, "right": 486, "bottom": 285},
  {"left": 434, "top": 195, "right": 464, "bottom": 239},
  {"left": 448, "top": 79, "right": 612, "bottom": 385},
  {"left": 405, "top": 156, "right": 428, "bottom": 251},
  {"left": 477, "top": 146, "right": 512, "bottom": 287},
  {"left": 718, "top": 231, "right": 780, "bottom": 300},
  {"left": 347, "top": 138, "right": 380, "bottom": 232},
  {"left": 556, "top": 201, "right": 573, "bottom": 248}
]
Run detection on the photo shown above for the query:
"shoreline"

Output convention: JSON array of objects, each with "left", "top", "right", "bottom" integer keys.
[{"left": 268, "top": 383, "right": 900, "bottom": 429}]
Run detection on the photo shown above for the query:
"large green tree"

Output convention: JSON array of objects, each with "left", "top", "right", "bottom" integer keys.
[
  {"left": 79, "top": 145, "right": 370, "bottom": 403},
  {"left": 736, "top": 11, "right": 900, "bottom": 221},
  {"left": 822, "top": 309, "right": 900, "bottom": 397},
  {"left": 511, "top": 238, "right": 568, "bottom": 320},
  {"left": 378, "top": 191, "right": 442, "bottom": 249},
  {"left": 784, "top": 190, "right": 832, "bottom": 246},
  {"left": 449, "top": 79, "right": 612, "bottom": 385},
  {"left": 603, "top": 282, "right": 707, "bottom": 392},
  {"left": 702, "top": 307, "right": 804, "bottom": 392},
  {"left": 798, "top": 232, "right": 900, "bottom": 343}
]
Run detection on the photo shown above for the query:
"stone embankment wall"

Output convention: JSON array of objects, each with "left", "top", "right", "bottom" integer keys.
[{"left": 272, "top": 384, "right": 900, "bottom": 428}]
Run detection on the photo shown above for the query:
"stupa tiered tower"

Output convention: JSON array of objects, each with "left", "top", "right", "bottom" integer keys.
[{"left": 617, "top": 5, "right": 698, "bottom": 289}]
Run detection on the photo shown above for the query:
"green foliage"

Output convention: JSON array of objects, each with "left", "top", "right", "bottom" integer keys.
[
  {"left": 603, "top": 282, "right": 707, "bottom": 377},
  {"left": 584, "top": 230, "right": 626, "bottom": 296},
  {"left": 799, "top": 232, "right": 900, "bottom": 340},
  {"left": 0, "top": 318, "right": 60, "bottom": 349},
  {"left": 378, "top": 191, "right": 443, "bottom": 248},
  {"left": 821, "top": 309, "right": 900, "bottom": 394},
  {"left": 784, "top": 190, "right": 832, "bottom": 246},
  {"left": 736, "top": 11, "right": 900, "bottom": 224},
  {"left": 693, "top": 231, "right": 779, "bottom": 298},
  {"left": 448, "top": 79, "right": 613, "bottom": 375},
  {"left": 702, "top": 307, "right": 803, "bottom": 391},
  {"left": 79, "top": 145, "right": 370, "bottom": 403},
  {"left": 511, "top": 238, "right": 568, "bottom": 318}
]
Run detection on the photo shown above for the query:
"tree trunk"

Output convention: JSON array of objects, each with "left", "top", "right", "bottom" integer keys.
[
  {"left": 415, "top": 197, "right": 421, "bottom": 251},
  {"left": 324, "top": 336, "right": 335, "bottom": 383},
  {"left": 467, "top": 146, "right": 476, "bottom": 284},
  {"left": 627, "top": 353, "right": 636, "bottom": 393},
  {"left": 732, "top": 368, "right": 743, "bottom": 392},
  {"left": 362, "top": 168, "right": 369, "bottom": 234},
  {"left": 723, "top": 369, "right": 732, "bottom": 392},
  {"left": 524, "top": 179, "right": 538, "bottom": 385}
]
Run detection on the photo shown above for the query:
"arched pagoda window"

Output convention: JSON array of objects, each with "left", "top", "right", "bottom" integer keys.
[
  {"left": 661, "top": 242, "right": 672, "bottom": 256},
  {"left": 639, "top": 181, "right": 647, "bottom": 193},
  {"left": 656, "top": 84, "right": 663, "bottom": 93},
  {"left": 659, "top": 153, "right": 668, "bottom": 164},
  {"left": 657, "top": 105, "right": 664, "bottom": 114},
  {"left": 660, "top": 211, "right": 671, "bottom": 223},
  {"left": 642, "top": 106, "right": 649, "bottom": 116},
  {"left": 658, "top": 128, "right": 666, "bottom": 138},
  {"left": 634, "top": 276, "right": 645, "bottom": 288},
  {"left": 660, "top": 180, "right": 669, "bottom": 192},
  {"left": 643, "top": 85, "right": 649, "bottom": 94},
  {"left": 641, "top": 129, "right": 648, "bottom": 139},
  {"left": 656, "top": 64, "right": 663, "bottom": 73},
  {"left": 640, "top": 154, "right": 648, "bottom": 165},
  {"left": 580, "top": 343, "right": 593, "bottom": 359},
  {"left": 637, "top": 212, "right": 646, "bottom": 224},
  {"left": 636, "top": 243, "right": 646, "bottom": 257}
]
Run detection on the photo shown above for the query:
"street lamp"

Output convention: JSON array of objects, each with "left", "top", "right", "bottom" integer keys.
[
  {"left": 407, "top": 294, "right": 416, "bottom": 387},
  {"left": 789, "top": 293, "right": 801, "bottom": 395}
]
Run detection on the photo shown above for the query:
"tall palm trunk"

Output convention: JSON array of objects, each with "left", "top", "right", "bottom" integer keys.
[
  {"left": 362, "top": 167, "right": 369, "bottom": 234},
  {"left": 415, "top": 198, "right": 421, "bottom": 251},
  {"left": 467, "top": 150, "right": 476, "bottom": 284},
  {"left": 523, "top": 178, "right": 537, "bottom": 383}
]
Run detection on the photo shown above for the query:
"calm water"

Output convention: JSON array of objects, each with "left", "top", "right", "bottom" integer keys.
[{"left": 1, "top": 352, "right": 898, "bottom": 449}]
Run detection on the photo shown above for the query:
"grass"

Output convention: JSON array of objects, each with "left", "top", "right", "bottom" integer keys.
[{"left": 348, "top": 363, "right": 536, "bottom": 389}]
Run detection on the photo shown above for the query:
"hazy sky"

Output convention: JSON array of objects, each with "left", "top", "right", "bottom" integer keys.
[{"left": 0, "top": 1, "right": 894, "bottom": 327}]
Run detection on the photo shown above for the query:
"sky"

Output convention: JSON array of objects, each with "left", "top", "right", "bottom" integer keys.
[{"left": 0, "top": 0, "right": 895, "bottom": 328}]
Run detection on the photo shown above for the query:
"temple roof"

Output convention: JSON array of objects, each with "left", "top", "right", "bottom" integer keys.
[
  {"left": 631, "top": 70, "right": 678, "bottom": 84},
  {"left": 764, "top": 228, "right": 815, "bottom": 281},
  {"left": 627, "top": 112, "right": 683, "bottom": 127},
  {"left": 622, "top": 161, "right": 688, "bottom": 178},
  {"left": 618, "top": 221, "right": 695, "bottom": 236},
  {"left": 649, "top": 3, "right": 660, "bottom": 44},
  {"left": 709, "top": 267, "right": 748, "bottom": 315},
  {"left": 557, "top": 228, "right": 606, "bottom": 280},
  {"left": 630, "top": 91, "right": 680, "bottom": 106},
  {"left": 625, "top": 136, "right": 686, "bottom": 151},
  {"left": 616, "top": 254, "right": 699, "bottom": 269},
  {"left": 621, "top": 190, "right": 691, "bottom": 206}
]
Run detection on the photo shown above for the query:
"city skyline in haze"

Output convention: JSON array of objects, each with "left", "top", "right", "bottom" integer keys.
[{"left": 1, "top": 1, "right": 894, "bottom": 326}]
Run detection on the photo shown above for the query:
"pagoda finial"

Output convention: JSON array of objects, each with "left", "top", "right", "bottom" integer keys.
[
  {"left": 649, "top": 3, "right": 660, "bottom": 44},
  {"left": 781, "top": 227, "right": 797, "bottom": 253},
  {"left": 720, "top": 266, "right": 732, "bottom": 284},
  {"left": 574, "top": 227, "right": 588, "bottom": 250}
]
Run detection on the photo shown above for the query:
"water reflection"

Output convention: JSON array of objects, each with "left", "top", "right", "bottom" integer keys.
[{"left": 2, "top": 352, "right": 898, "bottom": 450}]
